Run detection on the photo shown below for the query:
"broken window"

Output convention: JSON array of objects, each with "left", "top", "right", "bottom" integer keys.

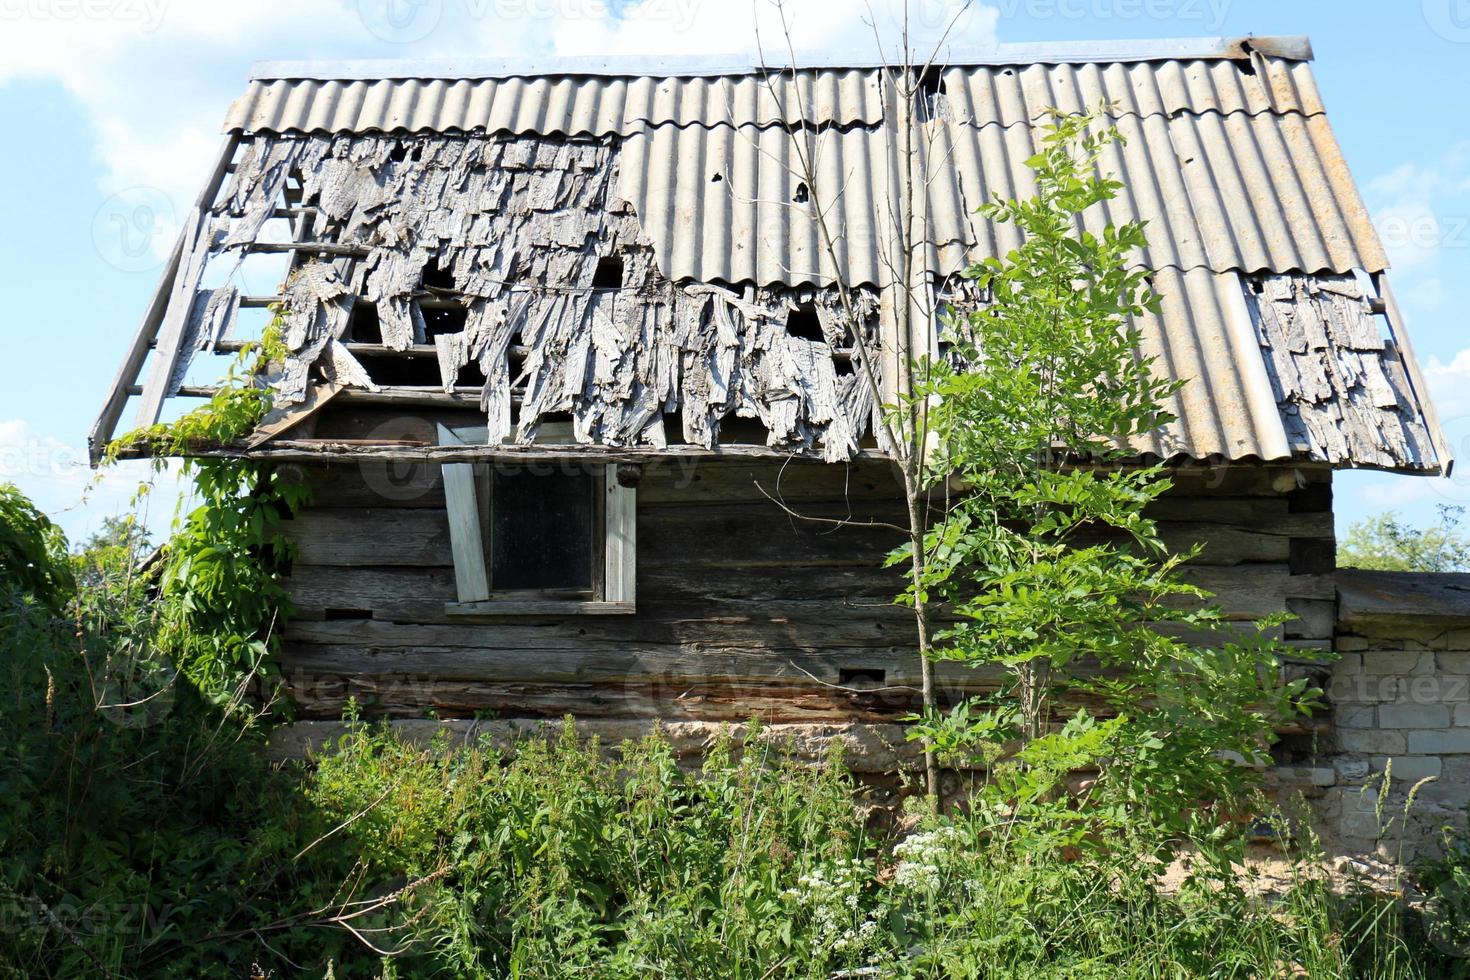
[
  {"left": 437, "top": 423, "right": 636, "bottom": 613},
  {"left": 486, "top": 464, "right": 599, "bottom": 592}
]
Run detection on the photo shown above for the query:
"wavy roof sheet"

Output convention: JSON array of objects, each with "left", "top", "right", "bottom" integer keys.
[
  {"left": 106, "top": 36, "right": 1441, "bottom": 472},
  {"left": 224, "top": 40, "right": 1385, "bottom": 288}
]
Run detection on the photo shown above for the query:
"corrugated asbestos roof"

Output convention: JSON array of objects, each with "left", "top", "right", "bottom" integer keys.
[
  {"left": 223, "top": 47, "right": 1385, "bottom": 288},
  {"left": 616, "top": 106, "right": 1385, "bottom": 287},
  {"left": 171, "top": 37, "right": 1444, "bottom": 471}
]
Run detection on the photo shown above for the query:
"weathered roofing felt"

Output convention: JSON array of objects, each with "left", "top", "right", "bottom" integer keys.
[{"left": 94, "top": 36, "right": 1448, "bottom": 472}]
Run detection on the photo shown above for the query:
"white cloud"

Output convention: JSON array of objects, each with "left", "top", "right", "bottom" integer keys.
[
  {"left": 1367, "top": 141, "right": 1470, "bottom": 302},
  {"left": 0, "top": 419, "right": 186, "bottom": 545}
]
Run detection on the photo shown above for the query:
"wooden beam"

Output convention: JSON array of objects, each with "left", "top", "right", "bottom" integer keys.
[
  {"left": 88, "top": 229, "right": 189, "bottom": 461},
  {"left": 131, "top": 133, "right": 242, "bottom": 431},
  {"left": 1373, "top": 272, "right": 1454, "bottom": 476},
  {"left": 120, "top": 440, "right": 863, "bottom": 465}
]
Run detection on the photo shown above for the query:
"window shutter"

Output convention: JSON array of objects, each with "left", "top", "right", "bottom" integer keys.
[
  {"left": 604, "top": 478, "right": 636, "bottom": 603},
  {"left": 436, "top": 423, "right": 490, "bottom": 602}
]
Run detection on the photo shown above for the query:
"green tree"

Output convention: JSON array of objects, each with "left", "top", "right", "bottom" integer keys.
[
  {"left": 1339, "top": 504, "right": 1470, "bottom": 572},
  {"left": 899, "top": 110, "right": 1321, "bottom": 838}
]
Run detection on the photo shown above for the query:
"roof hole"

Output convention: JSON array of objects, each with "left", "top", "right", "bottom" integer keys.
[
  {"left": 916, "top": 68, "right": 946, "bottom": 122},
  {"left": 793, "top": 182, "right": 810, "bottom": 204},
  {"left": 347, "top": 301, "right": 382, "bottom": 345},
  {"left": 591, "top": 254, "right": 624, "bottom": 289},
  {"left": 352, "top": 352, "right": 442, "bottom": 387},
  {"left": 420, "top": 303, "right": 467, "bottom": 340},
  {"left": 785, "top": 305, "right": 825, "bottom": 343},
  {"left": 388, "top": 141, "right": 423, "bottom": 164},
  {"left": 421, "top": 260, "right": 457, "bottom": 291},
  {"left": 834, "top": 353, "right": 856, "bottom": 377},
  {"left": 457, "top": 357, "right": 488, "bottom": 388}
]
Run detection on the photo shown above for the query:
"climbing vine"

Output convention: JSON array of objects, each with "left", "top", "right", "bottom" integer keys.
[{"left": 106, "top": 315, "right": 306, "bottom": 708}]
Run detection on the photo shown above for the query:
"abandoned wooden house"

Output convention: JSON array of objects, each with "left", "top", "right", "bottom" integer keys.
[{"left": 92, "top": 36, "right": 1450, "bottom": 761}]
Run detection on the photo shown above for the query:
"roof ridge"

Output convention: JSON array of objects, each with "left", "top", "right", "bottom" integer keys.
[{"left": 249, "top": 35, "right": 1312, "bottom": 82}]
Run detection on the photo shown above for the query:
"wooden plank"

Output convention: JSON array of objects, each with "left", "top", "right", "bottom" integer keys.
[
  {"left": 605, "top": 478, "right": 636, "bottom": 604},
  {"left": 134, "top": 133, "right": 241, "bottom": 428},
  {"left": 1337, "top": 569, "right": 1470, "bottom": 632},
  {"left": 1374, "top": 273, "right": 1453, "bottom": 475},
  {"left": 88, "top": 229, "right": 189, "bottom": 461},
  {"left": 447, "top": 600, "right": 635, "bottom": 616},
  {"left": 246, "top": 382, "right": 344, "bottom": 448},
  {"left": 436, "top": 424, "right": 490, "bottom": 600},
  {"left": 284, "top": 508, "right": 453, "bottom": 566}
]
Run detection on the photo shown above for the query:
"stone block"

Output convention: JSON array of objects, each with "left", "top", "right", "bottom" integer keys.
[
  {"left": 1378, "top": 703, "right": 1452, "bottom": 729},
  {"left": 1341, "top": 811, "right": 1384, "bottom": 839},
  {"left": 1335, "top": 705, "right": 1376, "bottom": 729},
  {"left": 1339, "top": 730, "right": 1408, "bottom": 754},
  {"left": 1358, "top": 652, "right": 1417, "bottom": 675},
  {"left": 1372, "top": 756, "right": 1442, "bottom": 782},
  {"left": 1408, "top": 730, "right": 1470, "bottom": 754}
]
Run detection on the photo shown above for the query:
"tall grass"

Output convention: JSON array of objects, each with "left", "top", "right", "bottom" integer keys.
[{"left": 1, "top": 482, "right": 1466, "bottom": 978}]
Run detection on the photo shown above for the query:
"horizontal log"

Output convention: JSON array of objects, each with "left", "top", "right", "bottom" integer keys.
[{"left": 1337, "top": 569, "right": 1470, "bottom": 632}]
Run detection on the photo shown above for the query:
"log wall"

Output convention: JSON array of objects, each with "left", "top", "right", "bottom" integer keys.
[{"left": 276, "top": 454, "right": 1335, "bottom": 723}]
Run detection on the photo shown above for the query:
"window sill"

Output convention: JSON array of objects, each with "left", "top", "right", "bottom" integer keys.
[{"left": 445, "top": 599, "right": 636, "bottom": 617}]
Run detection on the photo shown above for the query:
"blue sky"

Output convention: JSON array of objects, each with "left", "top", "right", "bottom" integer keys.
[{"left": 1, "top": 0, "right": 1467, "bottom": 543}]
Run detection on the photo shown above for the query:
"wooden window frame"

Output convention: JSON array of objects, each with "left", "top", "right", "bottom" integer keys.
[{"left": 438, "top": 423, "right": 636, "bottom": 616}]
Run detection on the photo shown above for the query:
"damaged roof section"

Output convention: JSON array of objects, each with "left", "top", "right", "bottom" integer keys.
[
  {"left": 93, "top": 38, "right": 1449, "bottom": 473},
  {"left": 174, "top": 132, "right": 882, "bottom": 461}
]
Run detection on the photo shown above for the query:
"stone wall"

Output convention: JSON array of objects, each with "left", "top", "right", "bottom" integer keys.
[{"left": 1295, "top": 569, "right": 1470, "bottom": 862}]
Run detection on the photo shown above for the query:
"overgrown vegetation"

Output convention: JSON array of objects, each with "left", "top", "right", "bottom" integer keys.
[
  {"left": 3, "top": 100, "right": 1465, "bottom": 974},
  {"left": 104, "top": 318, "right": 305, "bottom": 704},
  {"left": 1339, "top": 504, "right": 1470, "bottom": 573},
  {"left": 883, "top": 110, "right": 1324, "bottom": 838},
  {"left": 0, "top": 508, "right": 1463, "bottom": 976}
]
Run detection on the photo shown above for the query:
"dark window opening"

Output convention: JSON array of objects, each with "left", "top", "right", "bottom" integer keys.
[
  {"left": 354, "top": 352, "right": 442, "bottom": 387},
  {"left": 347, "top": 301, "right": 382, "bottom": 344},
  {"left": 834, "top": 353, "right": 856, "bottom": 377},
  {"left": 591, "top": 255, "right": 624, "bottom": 289},
  {"left": 488, "top": 466, "right": 598, "bottom": 592},
  {"left": 711, "top": 172, "right": 724, "bottom": 183},
  {"left": 793, "top": 182, "right": 810, "bottom": 204},
  {"left": 324, "top": 608, "right": 373, "bottom": 621},
  {"left": 420, "top": 303, "right": 468, "bottom": 340},
  {"left": 838, "top": 668, "right": 886, "bottom": 687},
  {"left": 785, "top": 306, "right": 825, "bottom": 343}
]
